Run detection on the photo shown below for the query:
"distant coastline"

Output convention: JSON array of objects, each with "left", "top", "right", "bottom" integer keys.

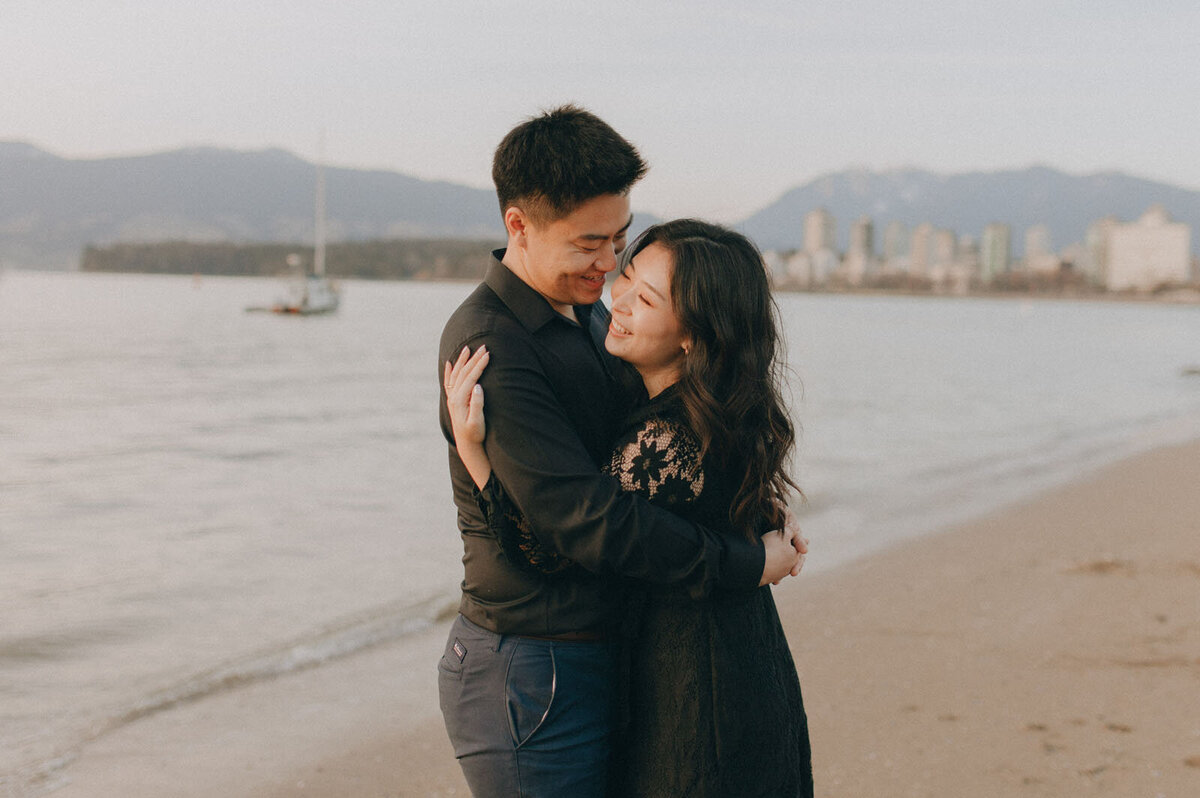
[
  {"left": 783, "top": 284, "right": 1200, "bottom": 305},
  {"left": 77, "top": 239, "right": 1200, "bottom": 303},
  {"left": 80, "top": 238, "right": 503, "bottom": 282}
]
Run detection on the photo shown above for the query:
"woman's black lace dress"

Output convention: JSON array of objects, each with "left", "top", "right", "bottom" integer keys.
[{"left": 478, "top": 387, "right": 813, "bottom": 797}]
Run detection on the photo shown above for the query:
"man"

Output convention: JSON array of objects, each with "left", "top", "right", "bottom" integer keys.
[{"left": 437, "top": 106, "right": 801, "bottom": 796}]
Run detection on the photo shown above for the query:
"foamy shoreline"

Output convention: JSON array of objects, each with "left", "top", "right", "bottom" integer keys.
[{"left": 34, "top": 435, "right": 1200, "bottom": 798}]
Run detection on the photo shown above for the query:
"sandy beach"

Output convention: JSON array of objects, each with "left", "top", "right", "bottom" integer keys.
[{"left": 47, "top": 438, "right": 1200, "bottom": 798}]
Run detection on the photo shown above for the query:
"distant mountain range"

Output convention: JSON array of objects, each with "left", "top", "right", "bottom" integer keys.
[
  {"left": 739, "top": 166, "right": 1200, "bottom": 256},
  {"left": 0, "top": 142, "right": 502, "bottom": 269},
  {"left": 2, "top": 142, "right": 1197, "bottom": 268}
]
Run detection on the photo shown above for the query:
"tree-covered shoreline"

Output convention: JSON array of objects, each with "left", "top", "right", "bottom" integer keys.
[{"left": 80, "top": 238, "right": 504, "bottom": 281}]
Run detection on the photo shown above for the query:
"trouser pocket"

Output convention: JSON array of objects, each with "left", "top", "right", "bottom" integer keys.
[
  {"left": 437, "top": 629, "right": 468, "bottom": 682},
  {"left": 504, "top": 639, "right": 557, "bottom": 749},
  {"left": 439, "top": 615, "right": 500, "bottom": 758}
]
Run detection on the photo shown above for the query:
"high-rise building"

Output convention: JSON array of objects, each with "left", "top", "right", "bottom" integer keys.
[
  {"left": 881, "top": 221, "right": 910, "bottom": 272},
  {"left": 803, "top": 208, "right": 837, "bottom": 255},
  {"left": 956, "top": 234, "right": 980, "bottom": 275},
  {"left": 882, "top": 221, "right": 908, "bottom": 261},
  {"left": 980, "top": 223, "right": 1011, "bottom": 282},
  {"left": 785, "top": 250, "right": 814, "bottom": 287},
  {"left": 932, "top": 229, "right": 957, "bottom": 268},
  {"left": 848, "top": 216, "right": 874, "bottom": 256},
  {"left": 1106, "top": 205, "right": 1192, "bottom": 291},
  {"left": 1084, "top": 216, "right": 1119, "bottom": 284},
  {"left": 811, "top": 248, "right": 840, "bottom": 284},
  {"left": 840, "top": 216, "right": 876, "bottom": 285},
  {"left": 910, "top": 222, "right": 935, "bottom": 276},
  {"left": 761, "top": 250, "right": 786, "bottom": 285},
  {"left": 1023, "top": 223, "right": 1060, "bottom": 273},
  {"left": 1024, "top": 224, "right": 1052, "bottom": 259}
]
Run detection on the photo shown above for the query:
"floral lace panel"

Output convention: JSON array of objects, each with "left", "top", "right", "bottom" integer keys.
[
  {"left": 477, "top": 415, "right": 706, "bottom": 577},
  {"left": 606, "top": 416, "right": 704, "bottom": 509},
  {"left": 476, "top": 479, "right": 576, "bottom": 576},
  {"left": 495, "top": 501, "right": 576, "bottom": 575}
]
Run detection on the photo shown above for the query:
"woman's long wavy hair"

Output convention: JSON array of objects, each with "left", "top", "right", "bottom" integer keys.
[{"left": 624, "top": 219, "right": 801, "bottom": 537}]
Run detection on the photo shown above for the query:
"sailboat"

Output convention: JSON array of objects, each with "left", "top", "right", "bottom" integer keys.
[{"left": 258, "top": 154, "right": 340, "bottom": 315}]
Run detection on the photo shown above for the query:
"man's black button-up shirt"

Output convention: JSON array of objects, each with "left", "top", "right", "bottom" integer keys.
[{"left": 438, "top": 251, "right": 764, "bottom": 636}]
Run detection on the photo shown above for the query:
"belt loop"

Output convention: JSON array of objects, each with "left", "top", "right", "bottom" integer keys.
[{"left": 493, "top": 632, "right": 504, "bottom": 653}]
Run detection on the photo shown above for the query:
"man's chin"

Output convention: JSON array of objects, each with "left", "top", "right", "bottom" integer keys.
[{"left": 575, "top": 284, "right": 605, "bottom": 305}]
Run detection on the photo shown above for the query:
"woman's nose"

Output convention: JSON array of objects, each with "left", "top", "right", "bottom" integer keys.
[{"left": 610, "top": 286, "right": 631, "bottom": 313}]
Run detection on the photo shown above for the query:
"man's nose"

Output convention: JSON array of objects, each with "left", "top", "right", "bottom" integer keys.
[{"left": 595, "top": 241, "right": 617, "bottom": 272}]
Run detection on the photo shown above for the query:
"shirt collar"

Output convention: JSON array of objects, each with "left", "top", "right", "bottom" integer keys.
[{"left": 485, "top": 248, "right": 596, "bottom": 332}]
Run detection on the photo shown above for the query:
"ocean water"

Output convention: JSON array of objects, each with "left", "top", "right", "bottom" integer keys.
[{"left": 2, "top": 271, "right": 1199, "bottom": 793}]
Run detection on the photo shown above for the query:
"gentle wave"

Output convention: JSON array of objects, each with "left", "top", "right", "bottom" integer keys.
[
  {"left": 7, "top": 589, "right": 460, "bottom": 798},
  {"left": 115, "top": 591, "right": 460, "bottom": 725}
]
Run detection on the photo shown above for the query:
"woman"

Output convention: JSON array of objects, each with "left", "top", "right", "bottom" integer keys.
[{"left": 445, "top": 220, "right": 812, "bottom": 796}]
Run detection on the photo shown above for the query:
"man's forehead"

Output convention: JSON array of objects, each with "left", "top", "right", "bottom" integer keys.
[
  {"left": 576, "top": 214, "right": 633, "bottom": 241},
  {"left": 564, "top": 206, "right": 633, "bottom": 237},
  {"left": 557, "top": 192, "right": 627, "bottom": 219}
]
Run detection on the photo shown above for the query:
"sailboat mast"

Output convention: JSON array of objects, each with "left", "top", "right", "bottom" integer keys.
[{"left": 313, "top": 156, "right": 327, "bottom": 278}]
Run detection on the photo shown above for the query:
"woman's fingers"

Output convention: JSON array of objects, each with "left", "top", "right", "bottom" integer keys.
[
  {"left": 446, "top": 346, "right": 489, "bottom": 393},
  {"left": 445, "top": 345, "right": 472, "bottom": 393},
  {"left": 447, "top": 346, "right": 468, "bottom": 390},
  {"left": 450, "top": 345, "right": 470, "bottom": 383},
  {"left": 451, "top": 351, "right": 488, "bottom": 410},
  {"left": 467, "top": 384, "right": 485, "bottom": 426},
  {"left": 445, "top": 348, "right": 491, "bottom": 447},
  {"left": 462, "top": 347, "right": 489, "bottom": 386}
]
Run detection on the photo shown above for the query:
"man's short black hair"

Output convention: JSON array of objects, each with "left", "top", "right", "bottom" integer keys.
[{"left": 492, "top": 105, "right": 648, "bottom": 224}]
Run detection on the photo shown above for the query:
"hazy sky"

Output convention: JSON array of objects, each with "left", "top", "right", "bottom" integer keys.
[{"left": 5, "top": 1, "right": 1198, "bottom": 222}]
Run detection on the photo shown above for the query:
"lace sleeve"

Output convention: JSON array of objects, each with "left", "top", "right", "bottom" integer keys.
[
  {"left": 475, "top": 475, "right": 577, "bottom": 577},
  {"left": 606, "top": 416, "right": 705, "bottom": 509}
]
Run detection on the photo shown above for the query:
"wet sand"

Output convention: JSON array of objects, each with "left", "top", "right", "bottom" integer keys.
[{"left": 49, "top": 439, "right": 1200, "bottom": 797}]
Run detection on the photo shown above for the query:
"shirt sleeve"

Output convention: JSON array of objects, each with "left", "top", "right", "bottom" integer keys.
[
  {"left": 440, "top": 328, "right": 764, "bottom": 598},
  {"left": 474, "top": 474, "right": 578, "bottom": 577}
]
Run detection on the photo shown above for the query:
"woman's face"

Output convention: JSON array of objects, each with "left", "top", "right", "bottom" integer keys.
[{"left": 605, "top": 242, "right": 690, "bottom": 397}]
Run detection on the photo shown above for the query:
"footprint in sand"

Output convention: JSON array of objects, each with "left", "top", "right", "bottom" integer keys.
[{"left": 1065, "top": 558, "right": 1135, "bottom": 576}]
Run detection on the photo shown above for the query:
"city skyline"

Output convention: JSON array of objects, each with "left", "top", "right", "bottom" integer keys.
[
  {"left": 4, "top": 1, "right": 1199, "bottom": 224},
  {"left": 766, "top": 203, "right": 1194, "bottom": 293}
]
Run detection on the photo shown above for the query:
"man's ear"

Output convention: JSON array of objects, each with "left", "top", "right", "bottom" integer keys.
[{"left": 503, "top": 206, "right": 529, "bottom": 241}]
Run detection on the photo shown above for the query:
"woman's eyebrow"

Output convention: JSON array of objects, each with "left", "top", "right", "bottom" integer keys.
[
  {"left": 626, "top": 258, "right": 666, "bottom": 301},
  {"left": 641, "top": 280, "right": 667, "bottom": 301}
]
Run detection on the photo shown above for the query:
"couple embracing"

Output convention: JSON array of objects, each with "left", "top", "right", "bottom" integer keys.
[{"left": 437, "top": 106, "right": 813, "bottom": 797}]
